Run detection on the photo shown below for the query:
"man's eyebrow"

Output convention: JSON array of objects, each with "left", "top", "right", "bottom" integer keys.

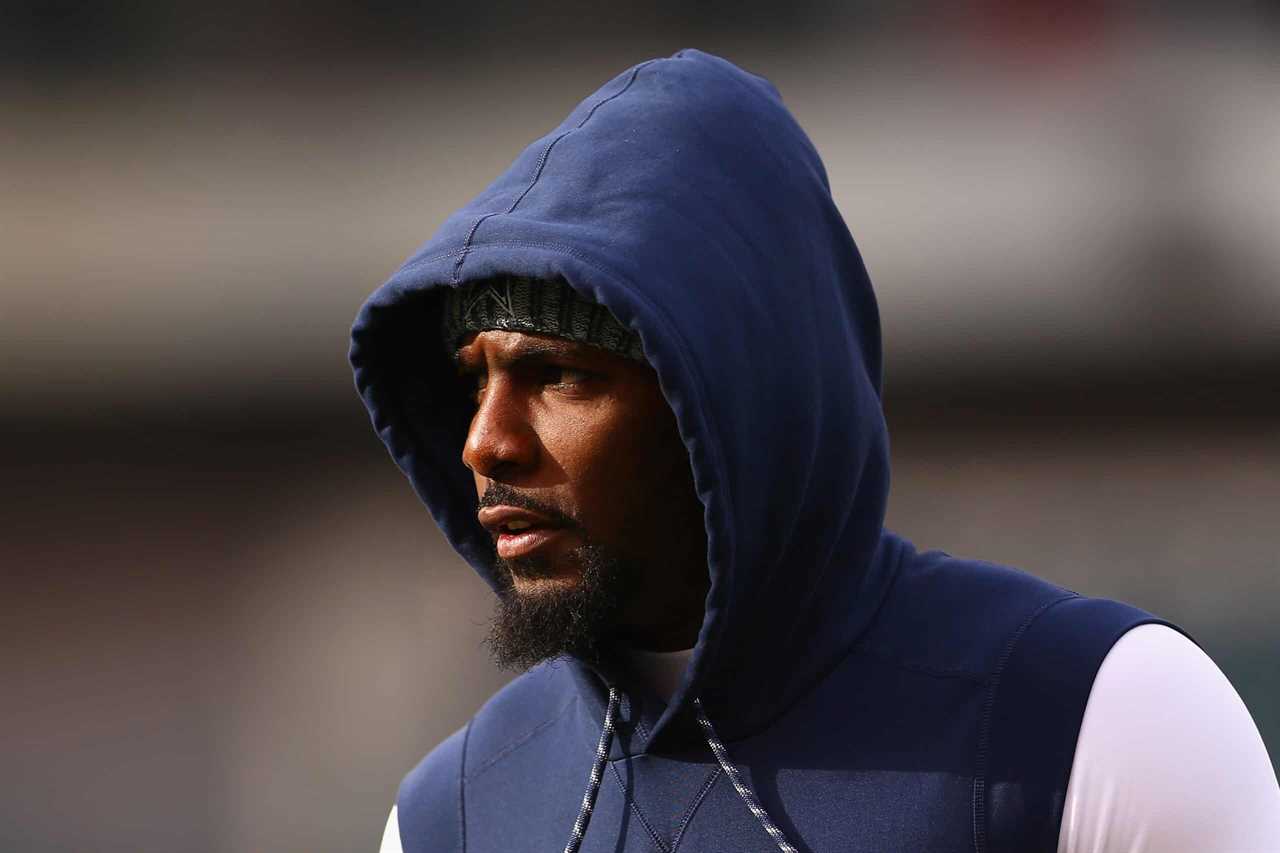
[
  {"left": 453, "top": 338, "right": 590, "bottom": 369},
  {"left": 504, "top": 339, "right": 586, "bottom": 361}
]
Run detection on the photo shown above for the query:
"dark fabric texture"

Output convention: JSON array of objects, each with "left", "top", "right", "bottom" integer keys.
[
  {"left": 353, "top": 49, "right": 1186, "bottom": 853},
  {"left": 440, "top": 275, "right": 646, "bottom": 362},
  {"left": 396, "top": 725, "right": 466, "bottom": 852}
]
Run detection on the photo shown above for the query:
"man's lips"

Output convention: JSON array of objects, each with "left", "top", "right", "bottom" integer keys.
[
  {"left": 477, "top": 505, "right": 573, "bottom": 561},
  {"left": 495, "top": 526, "right": 571, "bottom": 560}
]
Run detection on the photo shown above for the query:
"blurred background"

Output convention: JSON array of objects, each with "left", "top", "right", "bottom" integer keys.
[{"left": 3, "top": 2, "right": 1277, "bottom": 850}]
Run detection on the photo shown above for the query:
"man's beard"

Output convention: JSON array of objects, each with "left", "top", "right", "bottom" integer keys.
[{"left": 485, "top": 542, "right": 627, "bottom": 671}]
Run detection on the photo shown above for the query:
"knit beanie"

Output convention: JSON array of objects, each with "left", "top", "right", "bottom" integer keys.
[{"left": 440, "top": 276, "right": 646, "bottom": 363}]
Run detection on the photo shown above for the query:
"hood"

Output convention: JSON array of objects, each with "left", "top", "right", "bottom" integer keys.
[{"left": 350, "top": 48, "right": 899, "bottom": 749}]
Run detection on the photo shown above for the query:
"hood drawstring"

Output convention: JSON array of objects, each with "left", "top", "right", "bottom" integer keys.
[
  {"left": 693, "top": 698, "right": 800, "bottom": 853},
  {"left": 562, "top": 686, "right": 619, "bottom": 853},
  {"left": 561, "top": 689, "right": 800, "bottom": 853}
]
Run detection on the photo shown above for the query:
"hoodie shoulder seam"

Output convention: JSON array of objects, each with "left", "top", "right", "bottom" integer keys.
[
  {"left": 970, "top": 591, "right": 1079, "bottom": 853},
  {"left": 854, "top": 643, "right": 992, "bottom": 685},
  {"left": 458, "top": 719, "right": 470, "bottom": 853},
  {"left": 466, "top": 697, "right": 578, "bottom": 781}
]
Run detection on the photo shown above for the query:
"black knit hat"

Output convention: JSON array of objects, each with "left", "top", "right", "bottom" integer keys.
[{"left": 440, "top": 276, "right": 646, "bottom": 362}]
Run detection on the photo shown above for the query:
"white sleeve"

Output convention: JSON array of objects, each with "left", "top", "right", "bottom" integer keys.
[
  {"left": 1057, "top": 623, "right": 1280, "bottom": 853},
  {"left": 379, "top": 805, "right": 404, "bottom": 853}
]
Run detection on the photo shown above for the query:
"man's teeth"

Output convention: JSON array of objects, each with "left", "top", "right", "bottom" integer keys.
[{"left": 506, "top": 520, "right": 533, "bottom": 532}]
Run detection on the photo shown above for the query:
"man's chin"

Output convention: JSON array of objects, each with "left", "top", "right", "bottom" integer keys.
[
  {"left": 485, "top": 545, "right": 623, "bottom": 671},
  {"left": 509, "top": 571, "right": 581, "bottom": 595}
]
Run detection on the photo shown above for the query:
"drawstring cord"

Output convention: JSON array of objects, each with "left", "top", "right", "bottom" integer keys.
[
  {"left": 560, "top": 688, "right": 800, "bottom": 853},
  {"left": 562, "top": 685, "right": 619, "bottom": 853},
  {"left": 694, "top": 698, "right": 800, "bottom": 853}
]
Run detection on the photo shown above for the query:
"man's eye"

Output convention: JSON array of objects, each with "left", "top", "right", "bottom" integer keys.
[{"left": 541, "top": 365, "right": 590, "bottom": 387}]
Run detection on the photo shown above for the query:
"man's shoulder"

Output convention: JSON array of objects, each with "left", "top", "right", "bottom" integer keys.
[
  {"left": 462, "top": 658, "right": 580, "bottom": 774},
  {"left": 867, "top": 547, "right": 1167, "bottom": 679},
  {"left": 868, "top": 548, "right": 1187, "bottom": 850},
  {"left": 400, "top": 659, "right": 577, "bottom": 794},
  {"left": 395, "top": 724, "right": 467, "bottom": 851},
  {"left": 395, "top": 660, "right": 578, "bottom": 850}
]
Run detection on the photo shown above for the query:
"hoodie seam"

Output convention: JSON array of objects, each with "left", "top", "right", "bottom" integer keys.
[
  {"left": 395, "top": 247, "right": 467, "bottom": 277},
  {"left": 458, "top": 719, "right": 471, "bottom": 853},
  {"left": 854, "top": 644, "right": 991, "bottom": 686},
  {"left": 467, "top": 698, "right": 578, "bottom": 781},
  {"left": 670, "top": 767, "right": 722, "bottom": 852},
  {"left": 394, "top": 239, "right": 620, "bottom": 287},
  {"left": 970, "top": 592, "right": 1078, "bottom": 853},
  {"left": 608, "top": 762, "right": 671, "bottom": 852},
  {"left": 451, "top": 60, "right": 659, "bottom": 284},
  {"left": 632, "top": 712, "right": 652, "bottom": 742}
]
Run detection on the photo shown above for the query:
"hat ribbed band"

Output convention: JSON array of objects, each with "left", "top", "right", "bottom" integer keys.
[{"left": 440, "top": 276, "right": 646, "bottom": 362}]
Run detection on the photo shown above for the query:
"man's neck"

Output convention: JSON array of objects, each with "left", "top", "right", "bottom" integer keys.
[{"left": 622, "top": 646, "right": 694, "bottom": 703}]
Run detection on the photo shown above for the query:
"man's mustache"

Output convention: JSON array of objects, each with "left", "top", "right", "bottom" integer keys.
[{"left": 477, "top": 481, "right": 581, "bottom": 531}]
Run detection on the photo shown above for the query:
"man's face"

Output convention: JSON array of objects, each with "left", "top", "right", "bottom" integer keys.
[{"left": 455, "top": 329, "right": 708, "bottom": 668}]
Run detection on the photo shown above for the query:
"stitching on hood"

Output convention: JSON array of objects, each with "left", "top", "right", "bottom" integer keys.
[{"left": 451, "top": 60, "right": 659, "bottom": 284}]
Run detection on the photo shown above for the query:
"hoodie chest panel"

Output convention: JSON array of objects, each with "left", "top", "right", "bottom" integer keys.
[
  {"left": 464, "top": 667, "right": 988, "bottom": 853},
  {"left": 466, "top": 757, "right": 718, "bottom": 853},
  {"left": 677, "top": 770, "right": 975, "bottom": 853},
  {"left": 670, "top": 664, "right": 986, "bottom": 852}
]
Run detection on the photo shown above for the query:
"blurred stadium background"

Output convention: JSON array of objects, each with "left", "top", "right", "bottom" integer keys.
[{"left": 3, "top": 2, "right": 1277, "bottom": 851}]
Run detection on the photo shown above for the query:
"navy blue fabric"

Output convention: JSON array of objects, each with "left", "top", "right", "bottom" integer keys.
[
  {"left": 396, "top": 724, "right": 466, "bottom": 852},
  {"left": 352, "top": 49, "right": 1184, "bottom": 853},
  {"left": 979, "top": 596, "right": 1189, "bottom": 853}
]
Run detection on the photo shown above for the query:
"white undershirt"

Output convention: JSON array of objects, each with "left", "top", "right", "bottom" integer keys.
[
  {"left": 380, "top": 806, "right": 403, "bottom": 853},
  {"left": 1057, "top": 624, "right": 1280, "bottom": 852},
  {"left": 380, "top": 625, "right": 1280, "bottom": 852}
]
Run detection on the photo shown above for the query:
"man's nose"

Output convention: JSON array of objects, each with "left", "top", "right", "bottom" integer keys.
[{"left": 461, "top": 382, "right": 538, "bottom": 480}]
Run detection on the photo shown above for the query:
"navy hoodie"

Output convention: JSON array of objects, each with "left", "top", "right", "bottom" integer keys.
[{"left": 350, "top": 49, "right": 1178, "bottom": 853}]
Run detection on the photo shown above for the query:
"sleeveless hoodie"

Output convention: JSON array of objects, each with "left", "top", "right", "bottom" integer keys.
[{"left": 349, "top": 49, "right": 1180, "bottom": 853}]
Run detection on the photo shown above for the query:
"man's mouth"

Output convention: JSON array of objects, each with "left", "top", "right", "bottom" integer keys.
[
  {"left": 478, "top": 505, "right": 574, "bottom": 561},
  {"left": 495, "top": 524, "right": 570, "bottom": 560}
]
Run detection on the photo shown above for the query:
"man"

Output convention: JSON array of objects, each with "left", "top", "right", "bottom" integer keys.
[{"left": 351, "top": 49, "right": 1279, "bottom": 853}]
